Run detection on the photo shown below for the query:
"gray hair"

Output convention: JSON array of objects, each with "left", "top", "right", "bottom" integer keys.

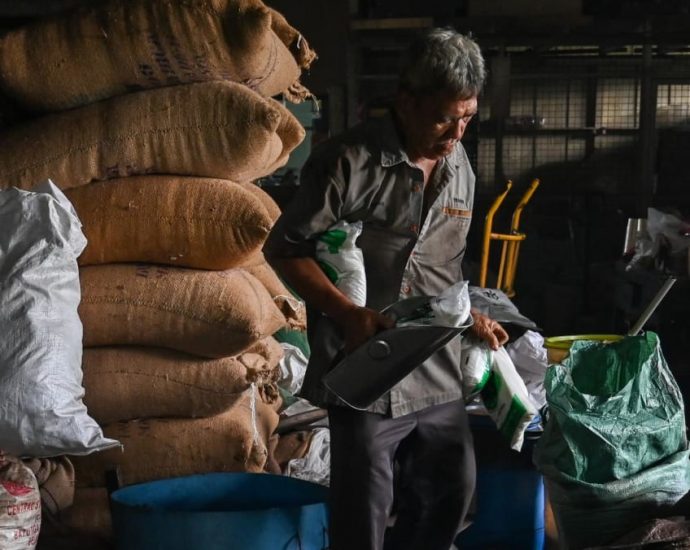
[{"left": 399, "top": 28, "right": 486, "bottom": 98}]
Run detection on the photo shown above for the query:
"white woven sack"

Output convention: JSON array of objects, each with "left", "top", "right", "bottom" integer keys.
[
  {"left": 0, "top": 456, "right": 41, "bottom": 549},
  {"left": 0, "top": 181, "right": 118, "bottom": 457}
]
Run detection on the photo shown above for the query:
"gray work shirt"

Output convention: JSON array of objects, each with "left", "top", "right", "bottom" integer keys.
[{"left": 263, "top": 112, "right": 475, "bottom": 417}]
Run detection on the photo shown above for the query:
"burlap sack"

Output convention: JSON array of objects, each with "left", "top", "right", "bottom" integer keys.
[
  {"left": 66, "top": 176, "right": 272, "bottom": 269},
  {"left": 0, "top": 81, "right": 305, "bottom": 190},
  {"left": 251, "top": 334, "right": 285, "bottom": 369},
  {"left": 72, "top": 396, "right": 279, "bottom": 488},
  {"left": 22, "top": 457, "right": 75, "bottom": 516},
  {"left": 274, "top": 430, "right": 316, "bottom": 470},
  {"left": 268, "top": 8, "right": 317, "bottom": 71},
  {"left": 240, "top": 253, "right": 307, "bottom": 330},
  {"left": 0, "top": 0, "right": 313, "bottom": 111},
  {"left": 82, "top": 338, "right": 284, "bottom": 424},
  {"left": 265, "top": 433, "right": 282, "bottom": 474},
  {"left": 79, "top": 264, "right": 287, "bottom": 358},
  {"left": 238, "top": 181, "right": 282, "bottom": 222},
  {"left": 267, "top": 7, "right": 317, "bottom": 102}
]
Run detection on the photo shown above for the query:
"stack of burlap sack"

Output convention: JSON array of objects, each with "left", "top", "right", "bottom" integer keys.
[{"left": 0, "top": 0, "right": 314, "bottom": 541}]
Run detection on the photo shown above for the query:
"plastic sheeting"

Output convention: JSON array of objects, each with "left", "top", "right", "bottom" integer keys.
[
  {"left": 278, "top": 343, "right": 308, "bottom": 396},
  {"left": 285, "top": 428, "right": 330, "bottom": 487}
]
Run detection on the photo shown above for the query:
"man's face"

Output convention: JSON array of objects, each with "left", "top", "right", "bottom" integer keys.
[{"left": 398, "top": 89, "right": 478, "bottom": 161}]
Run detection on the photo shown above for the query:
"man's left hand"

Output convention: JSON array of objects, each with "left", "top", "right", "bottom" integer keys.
[{"left": 469, "top": 309, "right": 508, "bottom": 350}]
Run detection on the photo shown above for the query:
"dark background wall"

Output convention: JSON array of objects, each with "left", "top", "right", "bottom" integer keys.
[
  {"left": 260, "top": 1, "right": 690, "bottom": 384},
  {"left": 267, "top": 0, "right": 350, "bottom": 97}
]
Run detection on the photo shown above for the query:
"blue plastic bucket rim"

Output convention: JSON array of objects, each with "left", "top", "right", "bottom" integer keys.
[{"left": 110, "top": 472, "right": 329, "bottom": 514}]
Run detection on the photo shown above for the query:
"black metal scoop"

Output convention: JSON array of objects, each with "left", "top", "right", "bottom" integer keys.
[{"left": 322, "top": 296, "right": 472, "bottom": 410}]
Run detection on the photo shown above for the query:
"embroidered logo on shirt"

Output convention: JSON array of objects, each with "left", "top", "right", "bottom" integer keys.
[{"left": 441, "top": 207, "right": 472, "bottom": 218}]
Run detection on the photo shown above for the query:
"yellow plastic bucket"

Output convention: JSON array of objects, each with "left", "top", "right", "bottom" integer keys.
[{"left": 543, "top": 334, "right": 623, "bottom": 364}]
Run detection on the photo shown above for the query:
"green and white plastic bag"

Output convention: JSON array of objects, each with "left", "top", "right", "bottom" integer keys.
[
  {"left": 394, "top": 280, "right": 471, "bottom": 329},
  {"left": 460, "top": 339, "right": 492, "bottom": 400},
  {"left": 315, "top": 220, "right": 366, "bottom": 306},
  {"left": 480, "top": 346, "right": 538, "bottom": 451}
]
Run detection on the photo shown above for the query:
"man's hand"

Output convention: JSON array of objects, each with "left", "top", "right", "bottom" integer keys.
[
  {"left": 469, "top": 308, "right": 508, "bottom": 350},
  {"left": 332, "top": 305, "right": 395, "bottom": 352}
]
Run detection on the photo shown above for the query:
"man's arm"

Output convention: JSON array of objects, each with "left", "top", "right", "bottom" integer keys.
[{"left": 270, "top": 256, "right": 393, "bottom": 352}]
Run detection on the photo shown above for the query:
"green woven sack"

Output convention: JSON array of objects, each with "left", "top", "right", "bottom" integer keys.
[
  {"left": 534, "top": 332, "right": 690, "bottom": 548},
  {"left": 536, "top": 332, "right": 686, "bottom": 484}
]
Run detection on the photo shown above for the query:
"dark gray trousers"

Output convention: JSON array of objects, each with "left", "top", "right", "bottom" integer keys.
[{"left": 328, "top": 401, "right": 476, "bottom": 550}]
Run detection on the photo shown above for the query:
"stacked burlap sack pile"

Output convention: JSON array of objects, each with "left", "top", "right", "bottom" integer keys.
[{"left": 0, "top": 0, "right": 315, "bottom": 543}]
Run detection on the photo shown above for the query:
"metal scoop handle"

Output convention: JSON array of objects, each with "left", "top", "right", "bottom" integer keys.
[{"left": 627, "top": 277, "right": 676, "bottom": 336}]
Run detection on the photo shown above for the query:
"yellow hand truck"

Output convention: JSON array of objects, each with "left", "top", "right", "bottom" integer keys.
[{"left": 479, "top": 178, "right": 540, "bottom": 298}]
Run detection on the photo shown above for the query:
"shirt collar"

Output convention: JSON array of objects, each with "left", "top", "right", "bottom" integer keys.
[
  {"left": 377, "top": 111, "right": 464, "bottom": 174},
  {"left": 378, "top": 112, "right": 409, "bottom": 168}
]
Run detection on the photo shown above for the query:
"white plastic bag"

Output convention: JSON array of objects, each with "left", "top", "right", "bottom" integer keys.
[
  {"left": 285, "top": 428, "right": 331, "bottom": 487},
  {"left": 396, "top": 280, "right": 472, "bottom": 329},
  {"left": 315, "top": 220, "right": 366, "bottom": 306},
  {"left": 469, "top": 286, "right": 538, "bottom": 330},
  {"left": 506, "top": 330, "right": 549, "bottom": 410},
  {"left": 0, "top": 455, "right": 41, "bottom": 549},
  {"left": 480, "top": 347, "right": 538, "bottom": 451},
  {"left": 648, "top": 207, "right": 690, "bottom": 255},
  {"left": 429, "top": 280, "right": 472, "bottom": 328},
  {"left": 0, "top": 181, "right": 119, "bottom": 457},
  {"left": 460, "top": 339, "right": 492, "bottom": 400},
  {"left": 278, "top": 343, "right": 308, "bottom": 395}
]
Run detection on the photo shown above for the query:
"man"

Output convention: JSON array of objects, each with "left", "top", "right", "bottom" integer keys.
[{"left": 264, "top": 28, "right": 508, "bottom": 550}]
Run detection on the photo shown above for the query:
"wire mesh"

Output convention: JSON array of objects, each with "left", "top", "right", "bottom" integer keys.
[
  {"left": 349, "top": 37, "right": 690, "bottom": 197},
  {"left": 656, "top": 83, "right": 690, "bottom": 128},
  {"left": 596, "top": 78, "right": 639, "bottom": 129},
  {"left": 655, "top": 82, "right": 690, "bottom": 195},
  {"left": 475, "top": 57, "right": 651, "bottom": 192}
]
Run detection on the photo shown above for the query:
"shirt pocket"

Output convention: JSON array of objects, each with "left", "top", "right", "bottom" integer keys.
[
  {"left": 357, "top": 225, "right": 414, "bottom": 309},
  {"left": 415, "top": 207, "right": 472, "bottom": 266}
]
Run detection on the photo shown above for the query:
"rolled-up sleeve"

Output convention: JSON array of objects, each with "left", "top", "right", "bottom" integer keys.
[{"left": 263, "top": 146, "right": 348, "bottom": 260}]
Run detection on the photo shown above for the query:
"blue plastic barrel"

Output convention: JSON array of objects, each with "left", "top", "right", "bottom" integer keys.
[
  {"left": 110, "top": 473, "right": 329, "bottom": 550},
  {"left": 455, "top": 414, "right": 545, "bottom": 550}
]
